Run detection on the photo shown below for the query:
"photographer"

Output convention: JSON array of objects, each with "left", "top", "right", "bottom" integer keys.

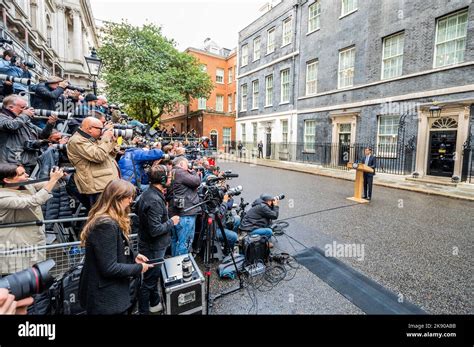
[
  {"left": 167, "top": 157, "right": 202, "bottom": 256},
  {"left": 118, "top": 142, "right": 167, "bottom": 191},
  {"left": 137, "top": 165, "right": 180, "bottom": 314},
  {"left": 67, "top": 117, "right": 119, "bottom": 210},
  {"left": 0, "top": 95, "right": 57, "bottom": 174},
  {"left": 30, "top": 76, "right": 68, "bottom": 111},
  {"left": 239, "top": 194, "right": 280, "bottom": 246},
  {"left": 0, "top": 163, "right": 64, "bottom": 274},
  {"left": 79, "top": 179, "right": 152, "bottom": 315}
]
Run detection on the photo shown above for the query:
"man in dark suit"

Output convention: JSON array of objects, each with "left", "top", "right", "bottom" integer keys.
[{"left": 361, "top": 147, "right": 376, "bottom": 201}]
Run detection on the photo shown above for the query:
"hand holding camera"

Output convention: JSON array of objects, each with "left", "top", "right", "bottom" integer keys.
[
  {"left": 22, "top": 107, "right": 35, "bottom": 118},
  {"left": 0, "top": 288, "right": 33, "bottom": 315},
  {"left": 58, "top": 80, "right": 69, "bottom": 89}
]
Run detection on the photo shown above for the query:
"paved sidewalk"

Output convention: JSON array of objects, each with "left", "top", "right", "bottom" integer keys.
[{"left": 219, "top": 154, "right": 474, "bottom": 201}]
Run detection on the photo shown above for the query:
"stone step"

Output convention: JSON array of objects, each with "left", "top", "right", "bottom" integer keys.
[{"left": 405, "top": 177, "right": 457, "bottom": 187}]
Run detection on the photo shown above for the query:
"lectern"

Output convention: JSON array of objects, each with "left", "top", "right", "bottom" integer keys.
[{"left": 346, "top": 162, "right": 374, "bottom": 204}]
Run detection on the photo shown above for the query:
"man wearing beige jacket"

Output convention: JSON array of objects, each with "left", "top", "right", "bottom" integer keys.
[
  {"left": 0, "top": 163, "right": 64, "bottom": 275},
  {"left": 67, "top": 117, "right": 120, "bottom": 210}
]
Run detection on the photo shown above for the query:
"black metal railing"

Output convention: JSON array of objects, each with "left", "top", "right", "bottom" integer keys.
[{"left": 238, "top": 142, "right": 416, "bottom": 176}]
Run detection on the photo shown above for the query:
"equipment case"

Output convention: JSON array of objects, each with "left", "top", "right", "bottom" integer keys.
[{"left": 160, "top": 254, "right": 205, "bottom": 315}]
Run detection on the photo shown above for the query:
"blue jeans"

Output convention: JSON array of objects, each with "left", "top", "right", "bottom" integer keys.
[
  {"left": 233, "top": 215, "right": 241, "bottom": 233},
  {"left": 251, "top": 228, "right": 273, "bottom": 239},
  {"left": 216, "top": 228, "right": 238, "bottom": 250},
  {"left": 171, "top": 216, "right": 197, "bottom": 256}
]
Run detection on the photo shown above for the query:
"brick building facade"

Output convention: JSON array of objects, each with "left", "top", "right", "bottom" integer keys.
[{"left": 161, "top": 39, "right": 237, "bottom": 151}]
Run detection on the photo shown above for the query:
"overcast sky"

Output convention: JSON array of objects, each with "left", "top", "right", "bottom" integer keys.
[{"left": 90, "top": 0, "right": 269, "bottom": 51}]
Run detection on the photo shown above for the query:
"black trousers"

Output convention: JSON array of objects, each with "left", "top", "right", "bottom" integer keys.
[
  {"left": 258, "top": 149, "right": 263, "bottom": 158},
  {"left": 138, "top": 247, "right": 167, "bottom": 314},
  {"left": 363, "top": 173, "right": 374, "bottom": 198}
]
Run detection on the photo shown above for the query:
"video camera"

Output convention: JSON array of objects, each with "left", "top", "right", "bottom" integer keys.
[
  {"left": 0, "top": 74, "right": 31, "bottom": 86},
  {"left": 65, "top": 84, "right": 86, "bottom": 93},
  {"left": 199, "top": 172, "right": 241, "bottom": 210},
  {"left": 0, "top": 260, "right": 55, "bottom": 300}
]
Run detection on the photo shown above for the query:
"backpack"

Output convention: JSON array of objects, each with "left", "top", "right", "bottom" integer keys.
[
  {"left": 242, "top": 235, "right": 270, "bottom": 265},
  {"left": 50, "top": 263, "right": 86, "bottom": 315},
  {"left": 217, "top": 254, "right": 245, "bottom": 279}
]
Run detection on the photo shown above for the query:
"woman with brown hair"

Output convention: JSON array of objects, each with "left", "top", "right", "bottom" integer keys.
[{"left": 78, "top": 179, "right": 152, "bottom": 314}]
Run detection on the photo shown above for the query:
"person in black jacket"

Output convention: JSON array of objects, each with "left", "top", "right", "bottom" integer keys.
[
  {"left": 361, "top": 147, "right": 376, "bottom": 201},
  {"left": 137, "top": 165, "right": 180, "bottom": 314},
  {"left": 79, "top": 179, "right": 152, "bottom": 315},
  {"left": 239, "top": 194, "right": 280, "bottom": 245},
  {"left": 30, "top": 76, "right": 69, "bottom": 111},
  {"left": 167, "top": 157, "right": 202, "bottom": 256}
]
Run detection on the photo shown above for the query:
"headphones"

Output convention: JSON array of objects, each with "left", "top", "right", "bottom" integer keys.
[{"left": 157, "top": 165, "right": 169, "bottom": 186}]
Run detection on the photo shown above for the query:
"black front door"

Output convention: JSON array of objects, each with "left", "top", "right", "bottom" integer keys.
[
  {"left": 210, "top": 134, "right": 218, "bottom": 149},
  {"left": 427, "top": 131, "right": 457, "bottom": 177},
  {"left": 338, "top": 133, "right": 351, "bottom": 166},
  {"left": 266, "top": 133, "right": 272, "bottom": 159}
]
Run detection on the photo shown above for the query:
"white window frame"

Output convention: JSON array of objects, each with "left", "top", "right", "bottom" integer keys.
[
  {"left": 281, "top": 120, "right": 289, "bottom": 149},
  {"left": 434, "top": 9, "right": 468, "bottom": 68},
  {"left": 241, "top": 44, "right": 248, "bottom": 67},
  {"left": 338, "top": 47, "right": 355, "bottom": 89},
  {"left": 265, "top": 74, "right": 273, "bottom": 107},
  {"left": 198, "top": 98, "right": 206, "bottom": 110},
  {"left": 216, "top": 95, "right": 224, "bottom": 112},
  {"left": 267, "top": 27, "right": 276, "bottom": 54},
  {"left": 282, "top": 17, "right": 293, "bottom": 47},
  {"left": 252, "top": 80, "right": 259, "bottom": 110},
  {"left": 382, "top": 32, "right": 405, "bottom": 80},
  {"left": 223, "top": 127, "right": 232, "bottom": 146},
  {"left": 306, "top": 60, "right": 318, "bottom": 96},
  {"left": 228, "top": 94, "right": 233, "bottom": 113},
  {"left": 216, "top": 68, "right": 225, "bottom": 84},
  {"left": 241, "top": 123, "right": 246, "bottom": 142},
  {"left": 241, "top": 84, "right": 248, "bottom": 112},
  {"left": 304, "top": 120, "right": 316, "bottom": 153},
  {"left": 228, "top": 67, "right": 233, "bottom": 84},
  {"left": 377, "top": 115, "right": 400, "bottom": 158},
  {"left": 341, "top": 0, "right": 358, "bottom": 17},
  {"left": 253, "top": 36, "right": 261, "bottom": 61},
  {"left": 308, "top": 1, "right": 321, "bottom": 34},
  {"left": 280, "top": 69, "right": 290, "bottom": 104}
]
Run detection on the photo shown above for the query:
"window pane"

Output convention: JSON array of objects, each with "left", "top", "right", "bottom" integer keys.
[{"left": 435, "top": 10, "right": 468, "bottom": 67}]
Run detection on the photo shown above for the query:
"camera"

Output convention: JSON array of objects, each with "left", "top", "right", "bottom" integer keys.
[
  {"left": 0, "top": 74, "right": 31, "bottom": 86},
  {"left": 34, "top": 109, "right": 72, "bottom": 120},
  {"left": 65, "top": 84, "right": 86, "bottom": 93},
  {"left": 24, "top": 139, "right": 48, "bottom": 151},
  {"left": 274, "top": 194, "right": 285, "bottom": 201},
  {"left": 23, "top": 61, "right": 35, "bottom": 69},
  {"left": 227, "top": 185, "right": 243, "bottom": 197},
  {"left": 0, "top": 260, "right": 55, "bottom": 300},
  {"left": 52, "top": 166, "right": 75, "bottom": 174},
  {"left": 0, "top": 38, "right": 13, "bottom": 45}
]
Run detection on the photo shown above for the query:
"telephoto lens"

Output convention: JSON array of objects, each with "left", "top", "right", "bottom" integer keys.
[
  {"left": 182, "top": 257, "right": 193, "bottom": 282},
  {"left": 0, "top": 74, "right": 31, "bottom": 86},
  {"left": 114, "top": 124, "right": 135, "bottom": 130},
  {"left": 34, "top": 109, "right": 72, "bottom": 120},
  {"left": 113, "top": 129, "right": 134, "bottom": 139},
  {"left": 65, "top": 84, "right": 86, "bottom": 93},
  {"left": 274, "top": 194, "right": 285, "bottom": 200},
  {"left": 227, "top": 185, "right": 243, "bottom": 197},
  {"left": 0, "top": 259, "right": 55, "bottom": 300}
]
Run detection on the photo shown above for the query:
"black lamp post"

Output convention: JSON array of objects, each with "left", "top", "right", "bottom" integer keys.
[{"left": 84, "top": 47, "right": 102, "bottom": 95}]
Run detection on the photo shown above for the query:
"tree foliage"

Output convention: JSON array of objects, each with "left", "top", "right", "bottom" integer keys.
[{"left": 98, "top": 21, "right": 213, "bottom": 126}]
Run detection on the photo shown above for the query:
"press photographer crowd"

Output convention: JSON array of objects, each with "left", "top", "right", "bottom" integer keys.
[{"left": 0, "top": 48, "right": 290, "bottom": 315}]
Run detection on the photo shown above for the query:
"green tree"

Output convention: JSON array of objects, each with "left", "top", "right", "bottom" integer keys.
[{"left": 98, "top": 21, "right": 213, "bottom": 126}]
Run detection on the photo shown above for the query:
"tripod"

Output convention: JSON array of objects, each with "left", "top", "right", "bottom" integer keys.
[{"left": 184, "top": 199, "right": 244, "bottom": 314}]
